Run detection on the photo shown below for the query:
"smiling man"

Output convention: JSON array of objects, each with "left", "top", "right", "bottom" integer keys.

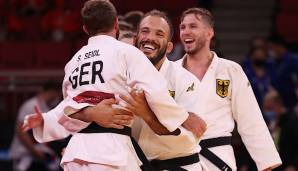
[
  {"left": 135, "top": 13, "right": 171, "bottom": 70},
  {"left": 177, "top": 7, "right": 282, "bottom": 171},
  {"left": 121, "top": 10, "right": 207, "bottom": 170}
]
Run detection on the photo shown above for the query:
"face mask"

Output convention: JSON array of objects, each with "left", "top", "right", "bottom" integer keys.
[
  {"left": 253, "top": 59, "right": 266, "bottom": 67},
  {"left": 268, "top": 50, "right": 277, "bottom": 58}
]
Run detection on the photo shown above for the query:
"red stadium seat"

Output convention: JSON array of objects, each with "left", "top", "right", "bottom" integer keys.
[
  {"left": 0, "top": 42, "right": 35, "bottom": 69},
  {"left": 22, "top": 16, "right": 41, "bottom": 41},
  {"left": 35, "top": 42, "right": 71, "bottom": 69},
  {"left": 276, "top": 13, "right": 298, "bottom": 43},
  {"left": 279, "top": 0, "right": 298, "bottom": 12},
  {"left": 0, "top": 0, "right": 7, "bottom": 19}
]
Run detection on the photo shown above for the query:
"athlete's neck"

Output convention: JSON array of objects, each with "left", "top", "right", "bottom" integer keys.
[
  {"left": 155, "top": 57, "right": 166, "bottom": 71},
  {"left": 184, "top": 48, "right": 213, "bottom": 81},
  {"left": 94, "top": 30, "right": 117, "bottom": 38},
  {"left": 187, "top": 48, "right": 212, "bottom": 67}
]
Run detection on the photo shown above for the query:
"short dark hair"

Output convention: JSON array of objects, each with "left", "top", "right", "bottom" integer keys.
[
  {"left": 181, "top": 8, "right": 214, "bottom": 28},
  {"left": 138, "top": 10, "right": 174, "bottom": 40},
  {"left": 119, "top": 31, "right": 135, "bottom": 40},
  {"left": 124, "top": 10, "right": 144, "bottom": 31},
  {"left": 81, "top": 0, "right": 117, "bottom": 36}
]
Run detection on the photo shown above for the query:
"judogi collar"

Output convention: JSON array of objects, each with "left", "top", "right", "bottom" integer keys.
[
  {"left": 178, "top": 51, "right": 219, "bottom": 72},
  {"left": 159, "top": 57, "right": 170, "bottom": 75},
  {"left": 88, "top": 35, "right": 116, "bottom": 44}
]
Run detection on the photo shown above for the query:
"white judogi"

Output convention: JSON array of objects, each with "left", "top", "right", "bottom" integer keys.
[
  {"left": 32, "top": 35, "right": 189, "bottom": 170},
  {"left": 176, "top": 52, "right": 282, "bottom": 171},
  {"left": 137, "top": 58, "right": 205, "bottom": 170}
]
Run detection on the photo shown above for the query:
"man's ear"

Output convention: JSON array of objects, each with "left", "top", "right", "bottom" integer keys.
[
  {"left": 166, "top": 41, "right": 174, "bottom": 54},
  {"left": 83, "top": 25, "right": 89, "bottom": 35},
  {"left": 207, "top": 28, "right": 214, "bottom": 41},
  {"left": 114, "top": 18, "right": 119, "bottom": 31},
  {"left": 114, "top": 18, "right": 120, "bottom": 39}
]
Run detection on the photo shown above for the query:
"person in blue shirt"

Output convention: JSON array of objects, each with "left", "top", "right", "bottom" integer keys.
[
  {"left": 268, "top": 35, "right": 298, "bottom": 110},
  {"left": 241, "top": 46, "right": 275, "bottom": 110}
]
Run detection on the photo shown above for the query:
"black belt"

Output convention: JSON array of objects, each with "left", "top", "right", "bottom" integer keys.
[
  {"left": 79, "top": 122, "right": 154, "bottom": 170},
  {"left": 79, "top": 122, "right": 132, "bottom": 134},
  {"left": 199, "top": 136, "right": 232, "bottom": 171},
  {"left": 150, "top": 153, "right": 200, "bottom": 171}
]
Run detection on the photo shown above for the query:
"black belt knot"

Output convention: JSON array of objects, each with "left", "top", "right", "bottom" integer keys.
[{"left": 199, "top": 136, "right": 232, "bottom": 171}]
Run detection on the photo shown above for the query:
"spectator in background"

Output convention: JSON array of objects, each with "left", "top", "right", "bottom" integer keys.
[
  {"left": 41, "top": 0, "right": 81, "bottom": 41},
  {"left": 124, "top": 10, "right": 144, "bottom": 32},
  {"left": 242, "top": 36, "right": 268, "bottom": 67},
  {"left": 118, "top": 20, "right": 133, "bottom": 39},
  {"left": 262, "top": 90, "right": 285, "bottom": 139},
  {"left": 250, "top": 36, "right": 267, "bottom": 49},
  {"left": 118, "top": 31, "right": 135, "bottom": 45},
  {"left": 118, "top": 20, "right": 133, "bottom": 31},
  {"left": 9, "top": 81, "right": 61, "bottom": 171},
  {"left": 9, "top": 0, "right": 45, "bottom": 40},
  {"left": 242, "top": 46, "right": 275, "bottom": 109},
  {"left": 268, "top": 35, "right": 298, "bottom": 110},
  {"left": 261, "top": 90, "right": 298, "bottom": 171},
  {"left": 11, "top": 0, "right": 46, "bottom": 17},
  {"left": 272, "top": 92, "right": 298, "bottom": 171}
]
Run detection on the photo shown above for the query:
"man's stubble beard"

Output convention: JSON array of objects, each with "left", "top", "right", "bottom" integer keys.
[
  {"left": 184, "top": 36, "right": 206, "bottom": 55},
  {"left": 149, "top": 45, "right": 167, "bottom": 65},
  {"left": 135, "top": 37, "right": 168, "bottom": 65}
]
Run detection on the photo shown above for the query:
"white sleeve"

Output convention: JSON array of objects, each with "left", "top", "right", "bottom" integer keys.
[
  {"left": 126, "top": 48, "right": 189, "bottom": 132},
  {"left": 32, "top": 99, "right": 71, "bottom": 143},
  {"left": 57, "top": 100, "right": 91, "bottom": 133},
  {"left": 55, "top": 95, "right": 93, "bottom": 133},
  {"left": 231, "top": 66, "right": 282, "bottom": 170},
  {"left": 32, "top": 97, "right": 91, "bottom": 143}
]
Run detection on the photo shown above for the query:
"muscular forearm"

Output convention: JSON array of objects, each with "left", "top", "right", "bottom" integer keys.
[
  {"left": 141, "top": 109, "right": 180, "bottom": 136},
  {"left": 66, "top": 99, "right": 134, "bottom": 129},
  {"left": 69, "top": 107, "right": 94, "bottom": 122},
  {"left": 182, "top": 112, "right": 206, "bottom": 138}
]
